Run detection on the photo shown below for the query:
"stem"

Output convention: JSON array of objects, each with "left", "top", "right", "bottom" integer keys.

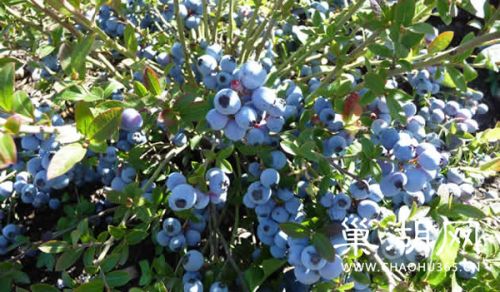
[
  {"left": 173, "top": 0, "right": 196, "bottom": 85},
  {"left": 228, "top": 0, "right": 234, "bottom": 51},
  {"left": 328, "top": 158, "right": 364, "bottom": 182},
  {"left": 212, "top": 0, "right": 225, "bottom": 43},
  {"left": 362, "top": 239, "right": 400, "bottom": 291},
  {"left": 210, "top": 205, "right": 249, "bottom": 292},
  {"left": 201, "top": 0, "right": 211, "bottom": 42},
  {"left": 141, "top": 144, "right": 188, "bottom": 192}
]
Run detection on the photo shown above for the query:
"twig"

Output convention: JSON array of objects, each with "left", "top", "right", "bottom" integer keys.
[
  {"left": 362, "top": 239, "right": 400, "bottom": 291},
  {"left": 210, "top": 205, "right": 249, "bottom": 292}
]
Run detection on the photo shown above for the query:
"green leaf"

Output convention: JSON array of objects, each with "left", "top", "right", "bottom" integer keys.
[
  {"left": 312, "top": 233, "right": 335, "bottom": 262},
  {"left": 216, "top": 144, "right": 234, "bottom": 160},
  {"left": 244, "top": 259, "right": 286, "bottom": 292},
  {"left": 12, "top": 91, "right": 34, "bottom": 118},
  {"left": 280, "top": 140, "right": 299, "bottom": 156},
  {"left": 445, "top": 66, "right": 467, "bottom": 91},
  {"left": 4, "top": 116, "right": 21, "bottom": 135},
  {"left": 70, "top": 35, "right": 95, "bottom": 79},
  {"left": 280, "top": 222, "right": 310, "bottom": 238},
  {"left": 437, "top": 0, "right": 452, "bottom": 25},
  {"left": 217, "top": 158, "right": 233, "bottom": 174},
  {"left": 125, "top": 229, "right": 148, "bottom": 245},
  {"left": 462, "top": 62, "right": 478, "bottom": 82},
  {"left": 408, "top": 23, "right": 435, "bottom": 35},
  {"left": 426, "top": 225, "right": 460, "bottom": 286},
  {"left": 30, "top": 283, "right": 59, "bottom": 292},
  {"left": 47, "top": 143, "right": 87, "bottom": 180},
  {"left": 134, "top": 81, "right": 149, "bottom": 97},
  {"left": 364, "top": 72, "right": 385, "bottom": 95},
  {"left": 368, "top": 44, "right": 393, "bottom": 58},
  {"left": 38, "top": 241, "right": 69, "bottom": 254},
  {"left": 55, "top": 248, "right": 84, "bottom": 271},
  {"left": 101, "top": 253, "right": 121, "bottom": 273},
  {"left": 0, "top": 133, "right": 17, "bottom": 169},
  {"left": 105, "top": 270, "right": 132, "bottom": 287},
  {"left": 74, "top": 279, "right": 104, "bottom": 292},
  {"left": 394, "top": 0, "right": 415, "bottom": 26},
  {"left": 0, "top": 62, "right": 15, "bottom": 111},
  {"left": 75, "top": 102, "right": 94, "bottom": 135},
  {"left": 143, "top": 67, "right": 162, "bottom": 96},
  {"left": 124, "top": 24, "right": 138, "bottom": 55},
  {"left": 139, "top": 260, "right": 152, "bottom": 286},
  {"left": 428, "top": 31, "right": 454, "bottom": 53},
  {"left": 88, "top": 107, "right": 123, "bottom": 142},
  {"left": 437, "top": 203, "right": 486, "bottom": 219}
]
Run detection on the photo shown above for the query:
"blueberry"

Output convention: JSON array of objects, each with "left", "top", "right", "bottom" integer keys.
[
  {"left": 379, "top": 128, "right": 400, "bottom": 150},
  {"left": 257, "top": 219, "right": 279, "bottom": 237},
  {"left": 357, "top": 199, "right": 380, "bottom": 219},
  {"left": 184, "top": 279, "right": 203, "bottom": 292},
  {"left": 380, "top": 172, "right": 407, "bottom": 197},
  {"left": 319, "top": 254, "right": 343, "bottom": 279},
  {"left": 246, "top": 182, "right": 272, "bottom": 205},
  {"left": 210, "top": 282, "right": 229, "bottom": 292},
  {"left": 2, "top": 224, "right": 19, "bottom": 241},
  {"left": 271, "top": 206, "right": 290, "bottom": 223},
  {"left": 185, "top": 229, "right": 201, "bottom": 246},
  {"left": 0, "top": 181, "right": 14, "bottom": 198},
  {"left": 220, "top": 55, "right": 236, "bottom": 73},
  {"left": 48, "top": 198, "right": 61, "bottom": 210},
  {"left": 183, "top": 250, "right": 204, "bottom": 271},
  {"left": 205, "top": 44, "right": 223, "bottom": 62},
  {"left": 328, "top": 207, "right": 347, "bottom": 221},
  {"left": 166, "top": 172, "right": 187, "bottom": 190},
  {"left": 417, "top": 148, "right": 441, "bottom": 170},
  {"left": 197, "top": 54, "right": 218, "bottom": 76},
  {"left": 121, "top": 108, "right": 143, "bottom": 132},
  {"left": 173, "top": 131, "right": 188, "bottom": 147},
  {"left": 163, "top": 217, "right": 182, "bottom": 236},
  {"left": 168, "top": 234, "right": 186, "bottom": 252},
  {"left": 155, "top": 52, "right": 171, "bottom": 67},
  {"left": 332, "top": 193, "right": 351, "bottom": 210},
  {"left": 214, "top": 88, "right": 241, "bottom": 115},
  {"left": 235, "top": 106, "right": 258, "bottom": 129},
  {"left": 238, "top": 61, "right": 267, "bottom": 90},
  {"left": 185, "top": 15, "right": 201, "bottom": 29},
  {"left": 260, "top": 168, "right": 280, "bottom": 187},
  {"left": 248, "top": 162, "right": 262, "bottom": 177},
  {"left": 206, "top": 168, "right": 229, "bottom": 194},
  {"left": 246, "top": 128, "right": 266, "bottom": 145},
  {"left": 404, "top": 239, "right": 430, "bottom": 262},
  {"left": 21, "top": 135, "right": 40, "bottom": 151},
  {"left": 21, "top": 184, "right": 36, "bottom": 204},
  {"left": 111, "top": 177, "right": 126, "bottom": 191},
  {"left": 194, "top": 189, "right": 210, "bottom": 209},
  {"left": 120, "top": 166, "right": 136, "bottom": 184},
  {"left": 380, "top": 235, "right": 406, "bottom": 260},
  {"left": 169, "top": 184, "right": 197, "bottom": 211},
  {"left": 324, "top": 135, "right": 347, "bottom": 156},
  {"left": 456, "top": 259, "right": 478, "bottom": 279},
  {"left": 293, "top": 265, "right": 320, "bottom": 285},
  {"left": 251, "top": 87, "right": 276, "bottom": 112},
  {"left": 206, "top": 109, "right": 229, "bottom": 130},
  {"left": 216, "top": 71, "right": 233, "bottom": 88},
  {"left": 277, "top": 188, "right": 294, "bottom": 201},
  {"left": 224, "top": 120, "right": 246, "bottom": 141},
  {"left": 270, "top": 151, "right": 287, "bottom": 170},
  {"left": 349, "top": 180, "right": 370, "bottom": 200},
  {"left": 266, "top": 116, "right": 285, "bottom": 132},
  {"left": 404, "top": 167, "right": 428, "bottom": 192}
]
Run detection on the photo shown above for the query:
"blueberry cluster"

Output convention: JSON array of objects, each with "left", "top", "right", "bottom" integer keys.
[
  {"left": 156, "top": 167, "right": 229, "bottom": 288},
  {"left": 205, "top": 61, "right": 289, "bottom": 143},
  {"left": 97, "top": 108, "right": 147, "bottom": 193},
  {"left": 5, "top": 107, "right": 93, "bottom": 210},
  {"left": 196, "top": 44, "right": 235, "bottom": 91}
]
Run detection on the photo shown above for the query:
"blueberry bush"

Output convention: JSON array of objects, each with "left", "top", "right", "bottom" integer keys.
[{"left": 0, "top": 0, "right": 499, "bottom": 291}]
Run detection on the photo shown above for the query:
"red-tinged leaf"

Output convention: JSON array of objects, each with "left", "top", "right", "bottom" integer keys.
[
  {"left": 0, "top": 133, "right": 17, "bottom": 169},
  {"left": 343, "top": 92, "right": 363, "bottom": 118},
  {"left": 143, "top": 67, "right": 162, "bottom": 96},
  {"left": 429, "top": 31, "right": 454, "bottom": 53}
]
